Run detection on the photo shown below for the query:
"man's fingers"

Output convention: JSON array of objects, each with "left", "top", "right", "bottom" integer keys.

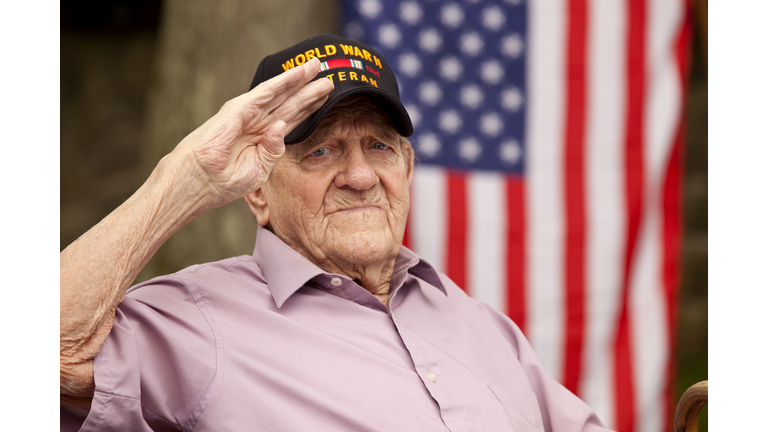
[
  {"left": 269, "top": 77, "right": 333, "bottom": 129},
  {"left": 282, "top": 96, "right": 329, "bottom": 133},
  {"left": 248, "top": 58, "right": 323, "bottom": 112}
]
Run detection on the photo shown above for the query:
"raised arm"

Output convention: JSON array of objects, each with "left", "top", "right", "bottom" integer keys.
[{"left": 60, "top": 58, "right": 333, "bottom": 408}]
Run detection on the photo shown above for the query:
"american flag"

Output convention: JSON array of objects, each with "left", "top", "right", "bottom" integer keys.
[{"left": 341, "top": 0, "right": 691, "bottom": 431}]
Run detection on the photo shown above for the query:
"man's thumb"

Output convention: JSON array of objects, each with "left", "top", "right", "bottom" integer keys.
[{"left": 259, "top": 121, "right": 287, "bottom": 166}]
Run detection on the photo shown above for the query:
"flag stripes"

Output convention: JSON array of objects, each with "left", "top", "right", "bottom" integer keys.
[{"left": 344, "top": 0, "right": 690, "bottom": 429}]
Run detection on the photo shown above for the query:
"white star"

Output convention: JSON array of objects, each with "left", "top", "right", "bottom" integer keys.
[
  {"left": 400, "top": 2, "right": 423, "bottom": 25},
  {"left": 345, "top": 22, "right": 364, "bottom": 41},
  {"left": 480, "top": 60, "right": 504, "bottom": 84},
  {"left": 441, "top": 3, "right": 464, "bottom": 28},
  {"left": 419, "top": 81, "right": 443, "bottom": 105},
  {"left": 359, "top": 0, "right": 382, "bottom": 19},
  {"left": 501, "top": 87, "right": 524, "bottom": 111},
  {"left": 460, "top": 32, "right": 484, "bottom": 56},
  {"left": 439, "top": 109, "right": 462, "bottom": 134},
  {"left": 499, "top": 139, "right": 523, "bottom": 164},
  {"left": 399, "top": 53, "right": 422, "bottom": 77},
  {"left": 458, "top": 137, "right": 482, "bottom": 162},
  {"left": 482, "top": 6, "right": 506, "bottom": 31},
  {"left": 417, "top": 133, "right": 441, "bottom": 158},
  {"left": 405, "top": 104, "right": 421, "bottom": 126},
  {"left": 419, "top": 29, "right": 443, "bottom": 53},
  {"left": 479, "top": 112, "right": 504, "bottom": 137},
  {"left": 460, "top": 84, "right": 484, "bottom": 109},
  {"left": 501, "top": 34, "right": 524, "bottom": 58},
  {"left": 378, "top": 24, "right": 402, "bottom": 48},
  {"left": 439, "top": 56, "right": 463, "bottom": 81}
]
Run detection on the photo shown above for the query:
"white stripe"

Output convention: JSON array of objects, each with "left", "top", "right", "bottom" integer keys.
[
  {"left": 526, "top": 0, "right": 566, "bottom": 381},
  {"left": 631, "top": 1, "right": 683, "bottom": 430},
  {"left": 581, "top": 0, "right": 627, "bottom": 428},
  {"left": 411, "top": 166, "right": 447, "bottom": 273},
  {"left": 467, "top": 172, "right": 507, "bottom": 312},
  {"left": 629, "top": 211, "right": 667, "bottom": 432}
]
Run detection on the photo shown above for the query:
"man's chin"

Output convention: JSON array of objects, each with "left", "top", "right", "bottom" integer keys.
[{"left": 326, "top": 230, "right": 399, "bottom": 266}]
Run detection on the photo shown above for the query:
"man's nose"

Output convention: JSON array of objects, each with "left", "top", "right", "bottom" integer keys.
[{"left": 334, "top": 146, "right": 379, "bottom": 191}]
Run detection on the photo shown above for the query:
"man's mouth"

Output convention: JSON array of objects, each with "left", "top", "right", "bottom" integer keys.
[{"left": 333, "top": 205, "right": 383, "bottom": 214}]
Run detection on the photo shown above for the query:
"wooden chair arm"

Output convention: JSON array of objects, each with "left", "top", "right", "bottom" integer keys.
[{"left": 674, "top": 380, "right": 708, "bottom": 432}]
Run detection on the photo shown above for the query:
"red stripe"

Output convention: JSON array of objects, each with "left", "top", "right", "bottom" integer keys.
[
  {"left": 325, "top": 58, "right": 352, "bottom": 69},
  {"left": 403, "top": 179, "right": 413, "bottom": 250},
  {"left": 402, "top": 213, "right": 411, "bottom": 249},
  {"left": 615, "top": 0, "right": 646, "bottom": 430},
  {"left": 662, "top": 2, "right": 692, "bottom": 426},
  {"left": 505, "top": 177, "right": 526, "bottom": 333},
  {"left": 446, "top": 172, "right": 468, "bottom": 292},
  {"left": 562, "top": 0, "right": 588, "bottom": 395}
]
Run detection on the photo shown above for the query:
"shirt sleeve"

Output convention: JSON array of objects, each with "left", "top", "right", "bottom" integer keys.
[
  {"left": 64, "top": 276, "right": 221, "bottom": 432},
  {"left": 476, "top": 301, "right": 615, "bottom": 432}
]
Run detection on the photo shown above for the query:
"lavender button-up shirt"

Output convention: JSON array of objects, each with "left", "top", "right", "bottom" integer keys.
[{"left": 61, "top": 226, "right": 612, "bottom": 431}]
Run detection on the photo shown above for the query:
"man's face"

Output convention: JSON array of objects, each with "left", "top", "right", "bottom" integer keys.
[{"left": 247, "top": 96, "right": 414, "bottom": 271}]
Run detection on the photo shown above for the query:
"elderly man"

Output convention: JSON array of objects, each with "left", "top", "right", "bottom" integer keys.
[{"left": 61, "top": 35, "right": 612, "bottom": 431}]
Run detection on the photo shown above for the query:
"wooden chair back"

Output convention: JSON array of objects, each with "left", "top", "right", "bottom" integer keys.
[{"left": 674, "top": 380, "right": 708, "bottom": 432}]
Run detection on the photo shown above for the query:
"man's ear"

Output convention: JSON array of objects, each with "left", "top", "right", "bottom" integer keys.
[
  {"left": 244, "top": 187, "right": 270, "bottom": 227},
  {"left": 402, "top": 140, "right": 415, "bottom": 186}
]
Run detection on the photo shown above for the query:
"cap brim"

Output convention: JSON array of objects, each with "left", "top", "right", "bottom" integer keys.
[{"left": 285, "top": 87, "right": 413, "bottom": 144}]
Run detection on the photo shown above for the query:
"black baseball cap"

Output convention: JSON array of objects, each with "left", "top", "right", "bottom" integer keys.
[{"left": 250, "top": 34, "right": 413, "bottom": 144}]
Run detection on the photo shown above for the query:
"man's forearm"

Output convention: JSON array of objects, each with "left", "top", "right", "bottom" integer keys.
[
  {"left": 59, "top": 59, "right": 332, "bottom": 404},
  {"left": 59, "top": 153, "right": 205, "bottom": 395}
]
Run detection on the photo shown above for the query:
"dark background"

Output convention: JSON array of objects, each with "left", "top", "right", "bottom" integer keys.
[{"left": 60, "top": 1, "right": 707, "bottom": 429}]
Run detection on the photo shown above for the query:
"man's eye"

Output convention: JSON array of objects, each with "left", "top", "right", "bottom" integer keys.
[
  {"left": 311, "top": 148, "right": 330, "bottom": 157},
  {"left": 372, "top": 142, "right": 390, "bottom": 150}
]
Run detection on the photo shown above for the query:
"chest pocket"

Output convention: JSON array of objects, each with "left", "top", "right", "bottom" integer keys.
[{"left": 489, "top": 384, "right": 545, "bottom": 432}]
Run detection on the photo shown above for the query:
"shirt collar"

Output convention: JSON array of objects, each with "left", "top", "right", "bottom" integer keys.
[
  {"left": 253, "top": 225, "right": 447, "bottom": 308},
  {"left": 253, "top": 226, "right": 325, "bottom": 308},
  {"left": 392, "top": 245, "right": 447, "bottom": 295}
]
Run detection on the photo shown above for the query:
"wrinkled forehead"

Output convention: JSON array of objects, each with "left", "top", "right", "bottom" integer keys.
[{"left": 302, "top": 96, "right": 400, "bottom": 146}]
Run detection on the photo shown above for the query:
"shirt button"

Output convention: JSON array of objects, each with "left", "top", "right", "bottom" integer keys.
[
  {"left": 426, "top": 371, "right": 437, "bottom": 382},
  {"left": 331, "top": 277, "right": 342, "bottom": 286}
]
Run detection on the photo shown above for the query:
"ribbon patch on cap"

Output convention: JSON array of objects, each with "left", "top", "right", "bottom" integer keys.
[{"left": 320, "top": 58, "right": 364, "bottom": 71}]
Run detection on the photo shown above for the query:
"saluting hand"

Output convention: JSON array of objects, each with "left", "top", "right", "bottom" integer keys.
[{"left": 167, "top": 57, "right": 332, "bottom": 212}]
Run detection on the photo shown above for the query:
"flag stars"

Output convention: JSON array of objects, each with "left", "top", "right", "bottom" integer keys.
[
  {"left": 501, "top": 34, "right": 525, "bottom": 58},
  {"left": 379, "top": 24, "right": 402, "bottom": 48},
  {"left": 460, "top": 84, "right": 484, "bottom": 109},
  {"left": 501, "top": 87, "right": 524, "bottom": 111},
  {"left": 460, "top": 32, "right": 484, "bottom": 56},
  {"left": 480, "top": 113, "right": 504, "bottom": 137},
  {"left": 480, "top": 60, "right": 504, "bottom": 84},
  {"left": 419, "top": 29, "right": 443, "bottom": 53},
  {"left": 439, "top": 57, "right": 463, "bottom": 81},
  {"left": 400, "top": 2, "right": 423, "bottom": 25},
  {"left": 417, "top": 133, "right": 441, "bottom": 158},
  {"left": 359, "top": 0, "right": 382, "bottom": 19},
  {"left": 458, "top": 137, "right": 482, "bottom": 162},
  {"left": 419, "top": 81, "right": 443, "bottom": 105},
  {"left": 439, "top": 110, "right": 462, "bottom": 134},
  {"left": 482, "top": 6, "right": 506, "bottom": 31},
  {"left": 499, "top": 139, "right": 523, "bottom": 164},
  {"left": 399, "top": 53, "right": 422, "bottom": 77},
  {"left": 344, "top": 21, "right": 364, "bottom": 41},
  {"left": 440, "top": 3, "right": 464, "bottom": 28}
]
